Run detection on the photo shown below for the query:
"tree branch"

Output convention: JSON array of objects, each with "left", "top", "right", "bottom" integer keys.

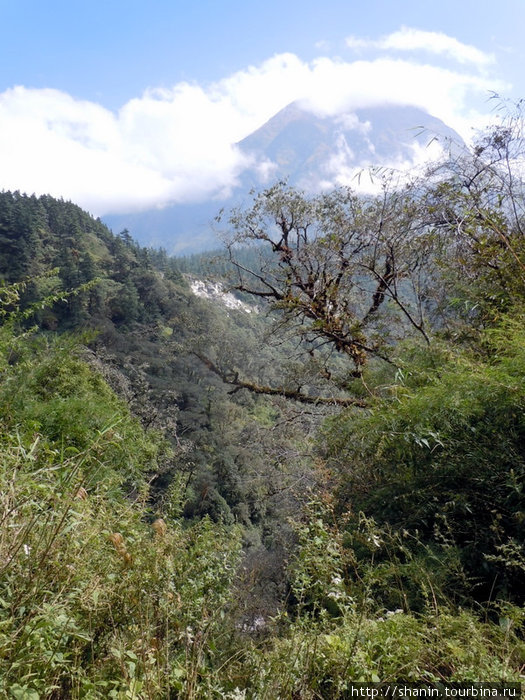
[{"left": 193, "top": 352, "right": 367, "bottom": 408}]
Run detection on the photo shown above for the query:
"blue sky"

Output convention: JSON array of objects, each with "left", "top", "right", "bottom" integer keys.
[{"left": 1, "top": 0, "right": 524, "bottom": 215}]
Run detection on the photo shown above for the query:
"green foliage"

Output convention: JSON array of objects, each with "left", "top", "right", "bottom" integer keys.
[
  {"left": 0, "top": 308, "right": 243, "bottom": 698},
  {"left": 322, "top": 314, "right": 525, "bottom": 604},
  {"left": 0, "top": 191, "right": 311, "bottom": 540},
  {"left": 241, "top": 607, "right": 524, "bottom": 698},
  {"left": 423, "top": 100, "right": 525, "bottom": 325},
  {"left": 289, "top": 503, "right": 354, "bottom": 618},
  {"left": 0, "top": 334, "right": 164, "bottom": 488},
  {"left": 0, "top": 438, "right": 242, "bottom": 697},
  {"left": 2, "top": 107, "right": 525, "bottom": 696},
  {"left": 226, "top": 505, "right": 524, "bottom": 699},
  {"left": 0, "top": 191, "right": 187, "bottom": 331}
]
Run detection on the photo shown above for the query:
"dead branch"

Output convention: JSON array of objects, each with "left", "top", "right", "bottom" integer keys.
[{"left": 193, "top": 352, "right": 367, "bottom": 408}]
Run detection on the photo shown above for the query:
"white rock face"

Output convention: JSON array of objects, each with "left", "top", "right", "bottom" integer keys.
[{"left": 189, "top": 279, "right": 258, "bottom": 314}]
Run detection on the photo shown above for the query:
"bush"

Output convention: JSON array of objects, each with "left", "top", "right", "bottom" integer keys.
[{"left": 322, "top": 316, "right": 525, "bottom": 605}]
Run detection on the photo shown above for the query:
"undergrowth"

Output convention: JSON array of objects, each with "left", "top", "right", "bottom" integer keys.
[{"left": 0, "top": 284, "right": 523, "bottom": 698}]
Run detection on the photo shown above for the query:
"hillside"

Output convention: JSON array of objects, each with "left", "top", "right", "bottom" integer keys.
[
  {"left": 0, "top": 191, "right": 317, "bottom": 530},
  {"left": 1, "top": 102, "right": 525, "bottom": 698}
]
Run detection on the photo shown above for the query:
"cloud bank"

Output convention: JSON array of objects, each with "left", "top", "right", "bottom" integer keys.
[
  {"left": 346, "top": 27, "right": 495, "bottom": 67},
  {"left": 0, "top": 29, "right": 507, "bottom": 216}
]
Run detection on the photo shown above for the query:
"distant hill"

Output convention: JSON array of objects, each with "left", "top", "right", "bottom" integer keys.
[{"left": 103, "top": 102, "right": 463, "bottom": 254}]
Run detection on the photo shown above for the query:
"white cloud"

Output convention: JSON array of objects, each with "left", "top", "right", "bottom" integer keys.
[
  {"left": 0, "top": 85, "right": 251, "bottom": 214},
  {"left": 346, "top": 26, "right": 495, "bottom": 68},
  {"left": 0, "top": 32, "right": 507, "bottom": 216},
  {"left": 382, "top": 28, "right": 495, "bottom": 66},
  {"left": 253, "top": 158, "right": 279, "bottom": 183},
  {"left": 307, "top": 131, "right": 447, "bottom": 196}
]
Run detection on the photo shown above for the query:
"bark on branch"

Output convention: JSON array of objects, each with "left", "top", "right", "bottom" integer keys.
[{"left": 193, "top": 352, "right": 367, "bottom": 408}]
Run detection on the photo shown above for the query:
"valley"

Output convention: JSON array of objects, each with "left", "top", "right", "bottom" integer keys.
[{"left": 0, "top": 104, "right": 524, "bottom": 697}]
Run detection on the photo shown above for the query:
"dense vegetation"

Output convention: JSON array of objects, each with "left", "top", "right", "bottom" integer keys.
[{"left": 1, "top": 103, "right": 525, "bottom": 697}]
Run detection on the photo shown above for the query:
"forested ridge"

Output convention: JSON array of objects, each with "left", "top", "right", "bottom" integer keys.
[{"left": 1, "top": 105, "right": 525, "bottom": 698}]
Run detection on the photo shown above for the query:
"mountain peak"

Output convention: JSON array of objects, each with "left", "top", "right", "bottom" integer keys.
[
  {"left": 104, "top": 102, "right": 464, "bottom": 253},
  {"left": 238, "top": 101, "right": 463, "bottom": 191}
]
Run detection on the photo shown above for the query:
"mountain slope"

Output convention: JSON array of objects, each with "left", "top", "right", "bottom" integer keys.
[
  {"left": 103, "top": 102, "right": 463, "bottom": 253},
  {"left": 238, "top": 102, "right": 462, "bottom": 189}
]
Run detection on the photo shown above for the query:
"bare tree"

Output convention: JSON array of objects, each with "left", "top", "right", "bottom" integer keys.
[
  {"left": 423, "top": 98, "right": 525, "bottom": 313},
  {"left": 223, "top": 180, "right": 432, "bottom": 371},
  {"left": 196, "top": 102, "right": 525, "bottom": 406}
]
